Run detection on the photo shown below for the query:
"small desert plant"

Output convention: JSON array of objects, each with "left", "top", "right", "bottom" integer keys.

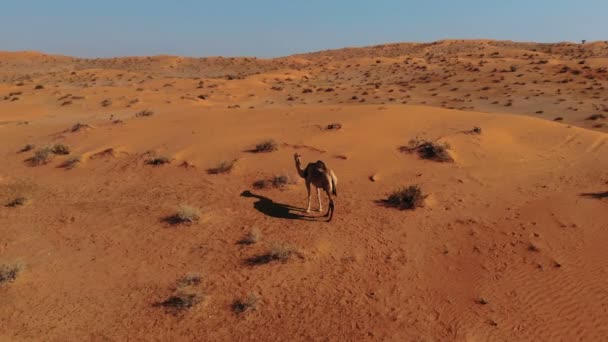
[
  {"left": 165, "top": 205, "right": 200, "bottom": 225},
  {"left": 156, "top": 293, "right": 201, "bottom": 312},
  {"left": 6, "top": 196, "right": 28, "bottom": 207},
  {"left": 238, "top": 229, "right": 261, "bottom": 245},
  {"left": 51, "top": 144, "right": 70, "bottom": 155},
  {"left": 61, "top": 156, "right": 82, "bottom": 169},
  {"left": 246, "top": 243, "right": 301, "bottom": 265},
  {"left": 384, "top": 185, "right": 427, "bottom": 210},
  {"left": 34, "top": 84, "right": 44, "bottom": 90},
  {"left": 135, "top": 109, "right": 154, "bottom": 117},
  {"left": 177, "top": 273, "right": 202, "bottom": 288},
  {"left": 19, "top": 144, "right": 35, "bottom": 152},
  {"left": 100, "top": 99, "right": 112, "bottom": 107},
  {"left": 528, "top": 243, "right": 540, "bottom": 252},
  {"left": 145, "top": 155, "right": 171, "bottom": 166},
  {"left": 253, "top": 140, "right": 278, "bottom": 153},
  {"left": 253, "top": 179, "right": 271, "bottom": 189},
  {"left": 29, "top": 146, "right": 54, "bottom": 165},
  {"left": 400, "top": 138, "right": 453, "bottom": 162},
  {"left": 271, "top": 174, "right": 291, "bottom": 188},
  {"left": 232, "top": 293, "right": 260, "bottom": 314},
  {"left": 0, "top": 262, "right": 23, "bottom": 284},
  {"left": 470, "top": 126, "right": 482, "bottom": 134},
  {"left": 586, "top": 114, "right": 606, "bottom": 121},
  {"left": 269, "top": 243, "right": 298, "bottom": 261},
  {"left": 326, "top": 123, "right": 343, "bottom": 130},
  {"left": 253, "top": 174, "right": 292, "bottom": 189},
  {"left": 69, "top": 123, "right": 92, "bottom": 132},
  {"left": 476, "top": 297, "right": 489, "bottom": 305},
  {"left": 207, "top": 160, "right": 236, "bottom": 174}
]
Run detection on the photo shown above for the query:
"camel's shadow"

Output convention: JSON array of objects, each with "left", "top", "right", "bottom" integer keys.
[{"left": 240, "top": 190, "right": 317, "bottom": 221}]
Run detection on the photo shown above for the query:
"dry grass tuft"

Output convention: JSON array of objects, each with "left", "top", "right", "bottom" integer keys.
[
  {"left": 156, "top": 293, "right": 201, "bottom": 312},
  {"left": 0, "top": 262, "right": 24, "bottom": 284},
  {"left": 145, "top": 155, "right": 171, "bottom": 166},
  {"left": 253, "top": 140, "right": 278, "bottom": 153},
  {"left": 6, "top": 196, "right": 29, "bottom": 208},
  {"left": 245, "top": 242, "right": 301, "bottom": 265},
  {"left": 61, "top": 155, "right": 82, "bottom": 169},
  {"left": 253, "top": 174, "right": 293, "bottom": 189},
  {"left": 135, "top": 109, "right": 154, "bottom": 117},
  {"left": 238, "top": 229, "right": 261, "bottom": 245},
  {"left": 383, "top": 185, "right": 427, "bottom": 210},
  {"left": 207, "top": 160, "right": 236, "bottom": 174},
  {"left": 165, "top": 205, "right": 201, "bottom": 225},
  {"left": 232, "top": 293, "right": 260, "bottom": 314},
  {"left": 400, "top": 138, "right": 453, "bottom": 162}
]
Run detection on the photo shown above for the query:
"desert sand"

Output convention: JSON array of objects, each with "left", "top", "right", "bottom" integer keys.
[{"left": 1, "top": 40, "right": 608, "bottom": 341}]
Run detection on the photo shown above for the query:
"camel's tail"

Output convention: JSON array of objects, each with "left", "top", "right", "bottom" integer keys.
[{"left": 329, "top": 170, "right": 338, "bottom": 196}]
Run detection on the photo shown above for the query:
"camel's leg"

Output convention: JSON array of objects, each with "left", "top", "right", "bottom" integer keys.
[
  {"left": 316, "top": 187, "right": 323, "bottom": 212},
  {"left": 325, "top": 191, "right": 335, "bottom": 222},
  {"left": 325, "top": 190, "right": 335, "bottom": 221},
  {"left": 305, "top": 182, "right": 312, "bottom": 213}
]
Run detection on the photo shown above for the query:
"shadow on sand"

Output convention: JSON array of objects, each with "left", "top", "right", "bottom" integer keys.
[
  {"left": 240, "top": 190, "right": 316, "bottom": 221},
  {"left": 580, "top": 191, "right": 608, "bottom": 199}
]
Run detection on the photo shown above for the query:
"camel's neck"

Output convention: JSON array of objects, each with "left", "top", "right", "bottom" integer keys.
[{"left": 295, "top": 159, "right": 307, "bottom": 178}]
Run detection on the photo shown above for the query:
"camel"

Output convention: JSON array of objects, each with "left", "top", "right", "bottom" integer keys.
[{"left": 293, "top": 153, "right": 338, "bottom": 221}]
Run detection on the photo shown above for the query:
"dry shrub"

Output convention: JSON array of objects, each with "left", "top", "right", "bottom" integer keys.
[
  {"left": 383, "top": 185, "right": 427, "bottom": 210},
  {"left": 400, "top": 138, "right": 453, "bottom": 162}
]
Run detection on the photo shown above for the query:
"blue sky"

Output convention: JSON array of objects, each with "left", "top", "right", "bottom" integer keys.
[{"left": 0, "top": 0, "right": 606, "bottom": 58}]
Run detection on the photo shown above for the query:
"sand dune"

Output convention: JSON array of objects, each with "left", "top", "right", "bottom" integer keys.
[{"left": 1, "top": 40, "right": 607, "bottom": 341}]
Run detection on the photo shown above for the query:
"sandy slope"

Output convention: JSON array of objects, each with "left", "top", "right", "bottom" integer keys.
[{"left": 1, "top": 40, "right": 608, "bottom": 341}]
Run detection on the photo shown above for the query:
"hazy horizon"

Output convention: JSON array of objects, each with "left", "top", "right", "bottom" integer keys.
[{"left": 1, "top": 0, "right": 606, "bottom": 58}]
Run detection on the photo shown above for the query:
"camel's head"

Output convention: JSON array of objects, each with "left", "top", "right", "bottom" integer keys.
[{"left": 294, "top": 153, "right": 302, "bottom": 163}]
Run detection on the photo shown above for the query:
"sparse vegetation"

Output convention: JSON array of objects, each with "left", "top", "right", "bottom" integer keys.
[
  {"left": 476, "top": 297, "right": 489, "bottom": 305},
  {"left": 70, "top": 123, "right": 92, "bottom": 132},
  {"left": 135, "top": 109, "right": 154, "bottom": 117},
  {"left": 61, "top": 155, "right": 82, "bottom": 169},
  {"left": 177, "top": 273, "right": 202, "bottom": 288},
  {"left": 253, "top": 174, "right": 292, "bottom": 189},
  {"left": 207, "top": 160, "right": 236, "bottom": 174},
  {"left": 28, "top": 146, "right": 54, "bottom": 165},
  {"left": 246, "top": 242, "right": 301, "bottom": 265},
  {"left": 400, "top": 138, "right": 453, "bottom": 162},
  {"left": 238, "top": 229, "right": 261, "bottom": 245},
  {"left": 145, "top": 155, "right": 171, "bottom": 166},
  {"left": 165, "top": 205, "right": 201, "bottom": 225},
  {"left": 467, "top": 126, "right": 482, "bottom": 134},
  {"left": 326, "top": 123, "right": 342, "bottom": 130},
  {"left": 232, "top": 293, "right": 259, "bottom": 314},
  {"left": 19, "top": 144, "right": 35, "bottom": 153},
  {"left": 100, "top": 99, "right": 112, "bottom": 107},
  {"left": 586, "top": 114, "right": 606, "bottom": 121},
  {"left": 253, "top": 139, "right": 278, "bottom": 153},
  {"left": 156, "top": 293, "right": 201, "bottom": 312},
  {"left": 528, "top": 243, "right": 540, "bottom": 252},
  {"left": 0, "top": 262, "right": 23, "bottom": 284},
  {"left": 51, "top": 144, "right": 71, "bottom": 155},
  {"left": 6, "top": 196, "right": 28, "bottom": 207},
  {"left": 383, "top": 185, "right": 427, "bottom": 210},
  {"left": 34, "top": 84, "right": 44, "bottom": 90}
]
